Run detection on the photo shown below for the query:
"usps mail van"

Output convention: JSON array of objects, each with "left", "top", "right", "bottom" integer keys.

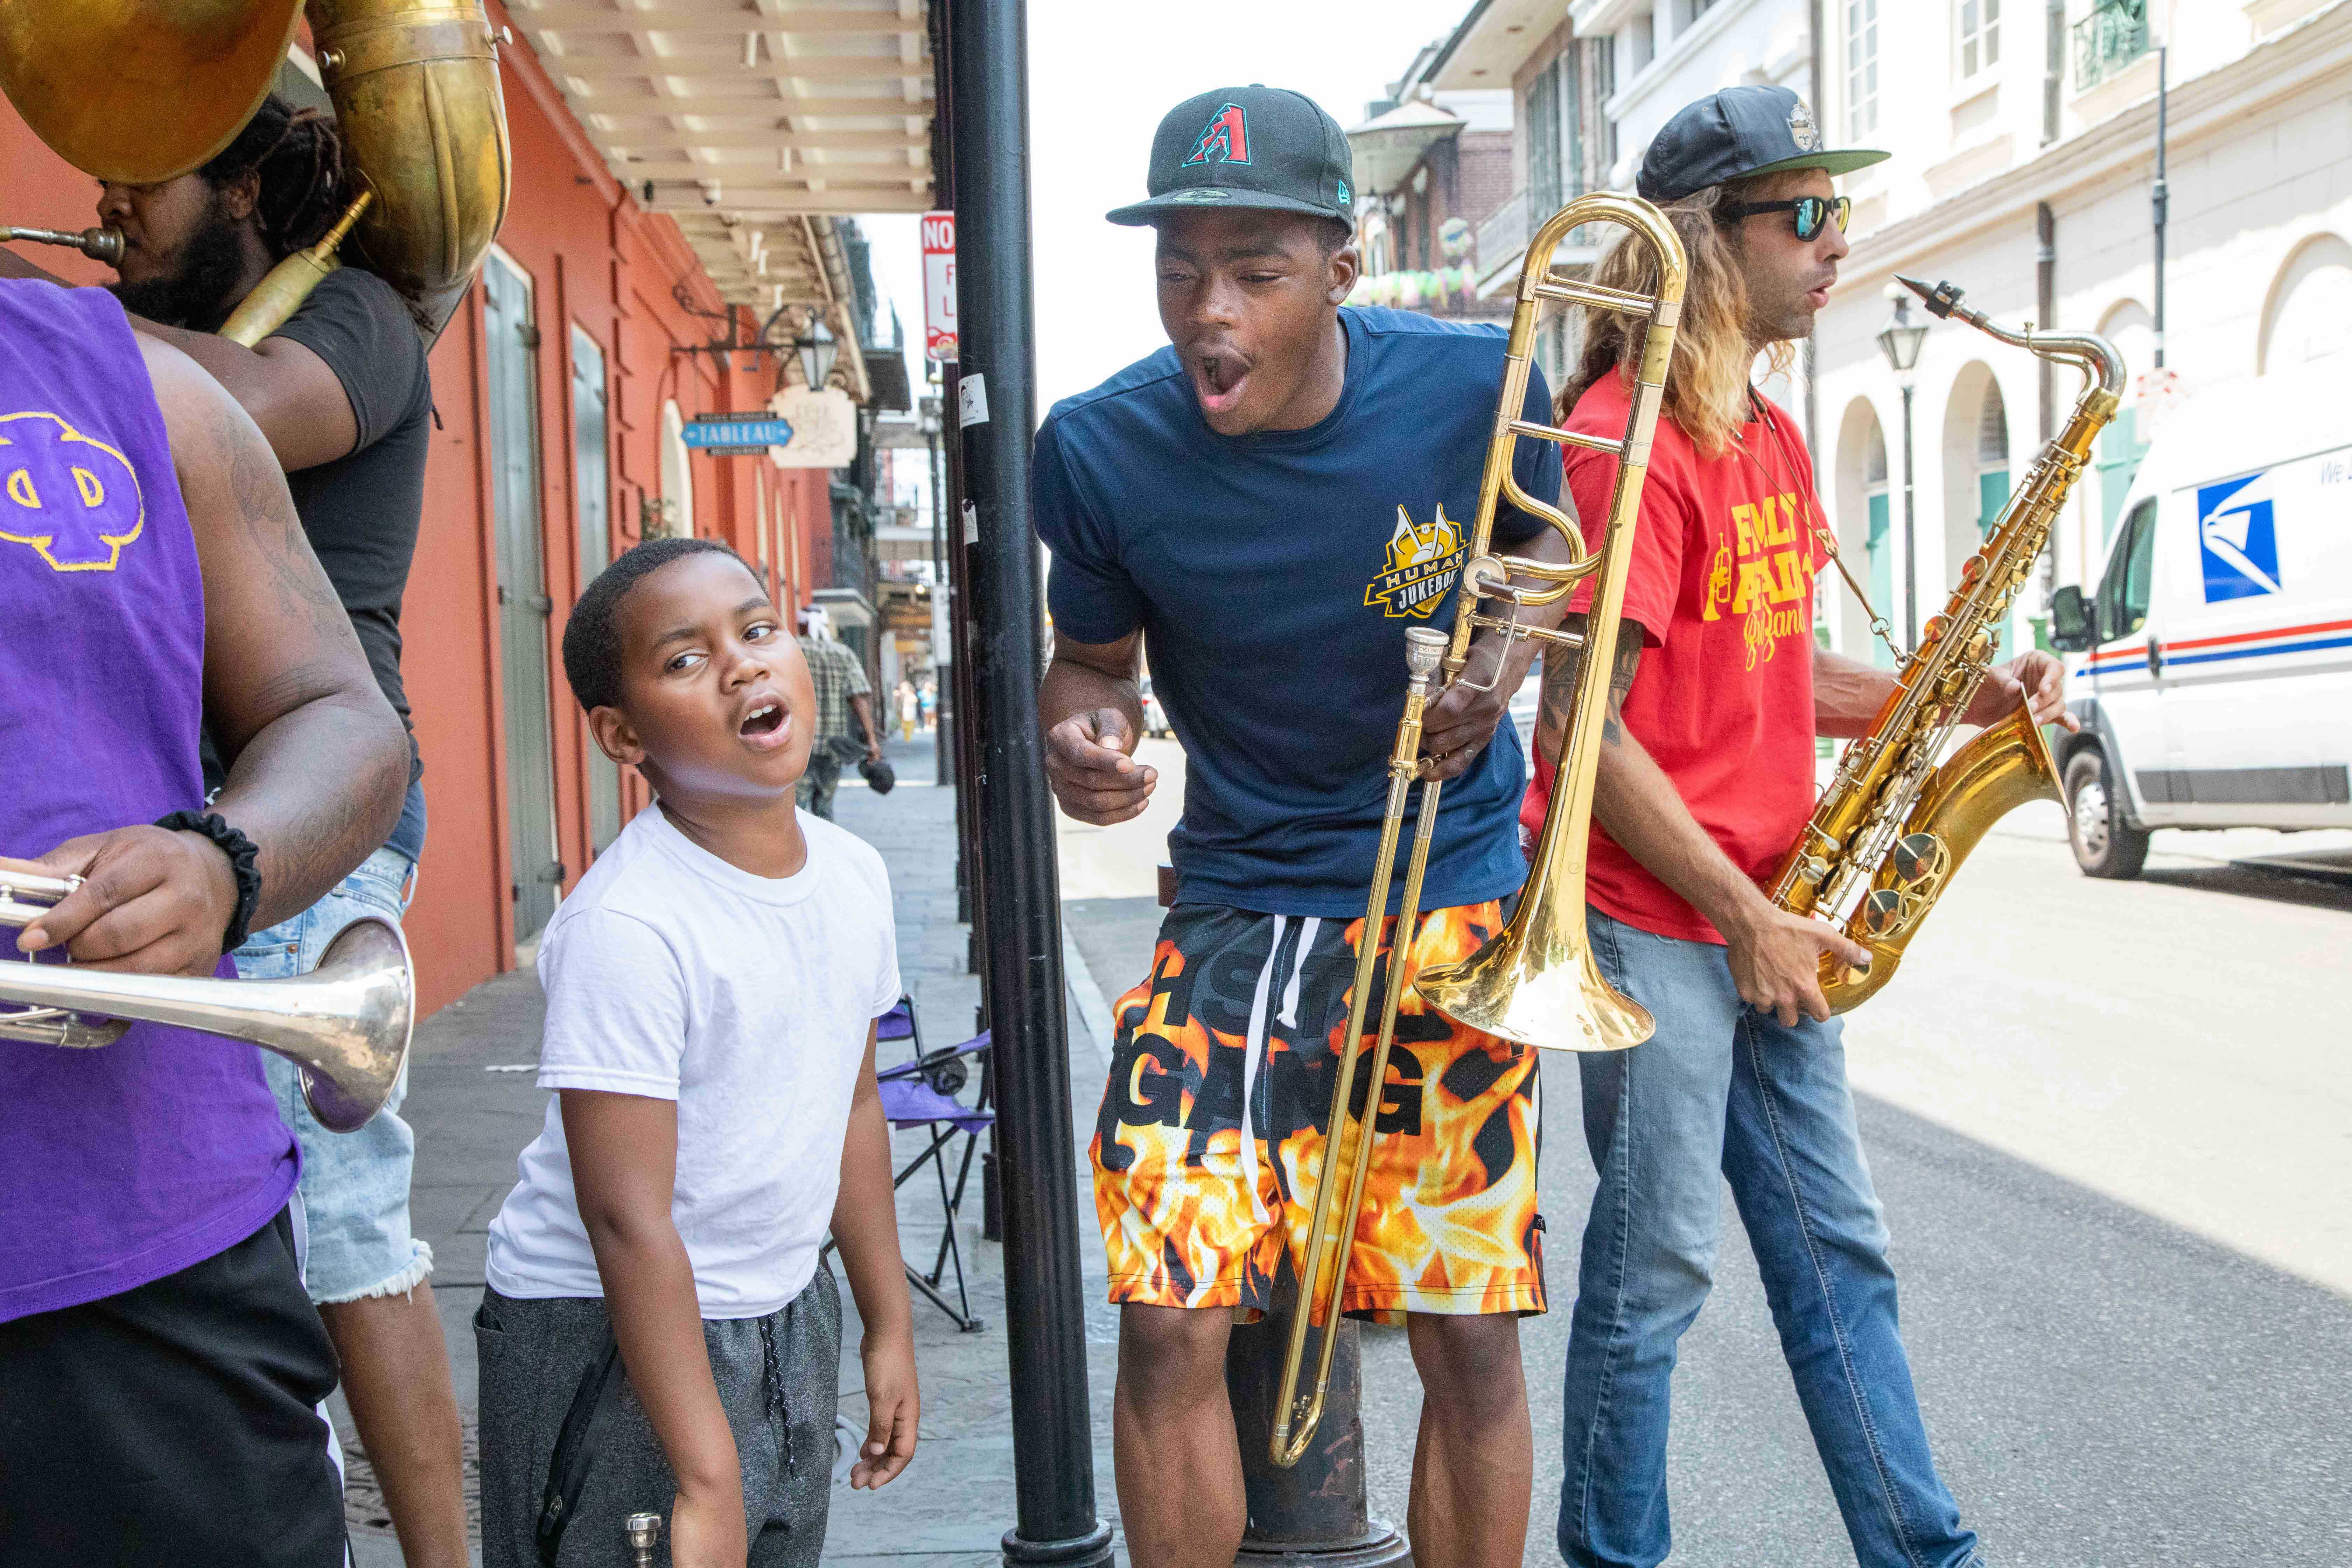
[{"left": 2050, "top": 364, "right": 2352, "bottom": 876}]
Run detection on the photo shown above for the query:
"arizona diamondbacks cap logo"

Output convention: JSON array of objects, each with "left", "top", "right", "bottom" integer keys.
[
  {"left": 1365, "top": 505, "right": 1465, "bottom": 618},
  {"left": 1788, "top": 100, "right": 1821, "bottom": 152},
  {"left": 1183, "top": 103, "right": 1251, "bottom": 167}
]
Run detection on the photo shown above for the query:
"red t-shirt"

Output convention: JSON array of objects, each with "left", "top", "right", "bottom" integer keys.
[{"left": 1520, "top": 371, "right": 1825, "bottom": 944}]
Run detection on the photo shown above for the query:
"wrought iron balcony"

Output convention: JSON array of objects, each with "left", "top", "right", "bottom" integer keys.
[{"left": 2074, "top": 0, "right": 2149, "bottom": 92}]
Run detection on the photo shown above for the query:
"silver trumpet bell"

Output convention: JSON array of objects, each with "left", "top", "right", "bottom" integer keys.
[{"left": 0, "top": 872, "right": 415, "bottom": 1133}]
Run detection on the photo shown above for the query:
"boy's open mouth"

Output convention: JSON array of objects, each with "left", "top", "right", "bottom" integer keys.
[
  {"left": 1190, "top": 351, "right": 1251, "bottom": 418},
  {"left": 738, "top": 702, "right": 790, "bottom": 751}
]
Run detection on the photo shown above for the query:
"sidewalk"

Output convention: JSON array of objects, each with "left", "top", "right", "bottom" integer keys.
[{"left": 359, "top": 731, "right": 1130, "bottom": 1566}]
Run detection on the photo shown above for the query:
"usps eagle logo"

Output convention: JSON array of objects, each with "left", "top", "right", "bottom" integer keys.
[
  {"left": 1365, "top": 504, "right": 1466, "bottom": 619},
  {"left": 1183, "top": 102, "right": 1251, "bottom": 167},
  {"left": 2196, "top": 471, "right": 2282, "bottom": 602}
]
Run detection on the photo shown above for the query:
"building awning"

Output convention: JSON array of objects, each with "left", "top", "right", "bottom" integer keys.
[
  {"left": 504, "top": 0, "right": 932, "bottom": 321},
  {"left": 1426, "top": 0, "right": 1566, "bottom": 90},
  {"left": 1345, "top": 98, "right": 1464, "bottom": 197}
]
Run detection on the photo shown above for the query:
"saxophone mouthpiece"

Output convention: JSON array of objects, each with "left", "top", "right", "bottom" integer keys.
[{"left": 1897, "top": 275, "right": 1969, "bottom": 322}]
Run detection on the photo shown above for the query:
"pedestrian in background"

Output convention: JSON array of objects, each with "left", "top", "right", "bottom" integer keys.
[
  {"left": 793, "top": 606, "right": 883, "bottom": 821},
  {"left": 895, "top": 679, "right": 918, "bottom": 742}
]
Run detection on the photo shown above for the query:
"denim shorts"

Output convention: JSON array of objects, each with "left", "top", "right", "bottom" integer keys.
[{"left": 234, "top": 846, "right": 431, "bottom": 1306}]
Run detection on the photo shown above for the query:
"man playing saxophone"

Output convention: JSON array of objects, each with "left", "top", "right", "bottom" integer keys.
[
  {"left": 2, "top": 95, "right": 464, "bottom": 1567},
  {"left": 0, "top": 279, "right": 407, "bottom": 1566},
  {"left": 1526, "top": 89, "right": 2073, "bottom": 1568}
]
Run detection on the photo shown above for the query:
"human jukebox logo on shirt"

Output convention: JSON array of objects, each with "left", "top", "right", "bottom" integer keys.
[
  {"left": 1701, "top": 490, "right": 1817, "bottom": 670},
  {"left": 1364, "top": 504, "right": 1466, "bottom": 618},
  {"left": 0, "top": 410, "right": 145, "bottom": 573}
]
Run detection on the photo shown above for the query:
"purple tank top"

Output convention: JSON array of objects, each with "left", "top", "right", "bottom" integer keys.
[{"left": 0, "top": 281, "right": 297, "bottom": 1322}]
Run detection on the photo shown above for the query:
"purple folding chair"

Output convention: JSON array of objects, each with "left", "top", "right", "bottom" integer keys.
[{"left": 826, "top": 998, "right": 994, "bottom": 1332}]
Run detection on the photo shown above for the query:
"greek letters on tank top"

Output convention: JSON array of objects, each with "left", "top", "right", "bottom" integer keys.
[{"left": 0, "top": 280, "right": 299, "bottom": 1322}]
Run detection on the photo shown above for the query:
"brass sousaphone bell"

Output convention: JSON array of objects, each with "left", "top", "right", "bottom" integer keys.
[
  {"left": 0, "top": 871, "right": 414, "bottom": 1133},
  {"left": 0, "top": 0, "right": 512, "bottom": 343}
]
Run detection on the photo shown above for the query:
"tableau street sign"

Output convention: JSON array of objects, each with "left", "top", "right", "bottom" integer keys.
[
  {"left": 922, "top": 210, "right": 958, "bottom": 363},
  {"left": 683, "top": 414, "right": 793, "bottom": 456}
]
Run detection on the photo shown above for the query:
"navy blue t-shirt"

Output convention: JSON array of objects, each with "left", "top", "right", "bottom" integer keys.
[{"left": 1034, "top": 306, "right": 1560, "bottom": 917}]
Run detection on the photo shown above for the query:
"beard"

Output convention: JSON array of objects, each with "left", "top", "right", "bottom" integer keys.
[{"left": 105, "top": 190, "right": 250, "bottom": 332}]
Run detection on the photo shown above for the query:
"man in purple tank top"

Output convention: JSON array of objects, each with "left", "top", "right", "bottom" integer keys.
[{"left": 0, "top": 279, "right": 408, "bottom": 1567}]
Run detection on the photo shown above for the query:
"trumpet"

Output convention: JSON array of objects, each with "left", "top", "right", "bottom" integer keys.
[
  {"left": 0, "top": 871, "right": 415, "bottom": 1133},
  {"left": 1269, "top": 192, "right": 1688, "bottom": 1468}
]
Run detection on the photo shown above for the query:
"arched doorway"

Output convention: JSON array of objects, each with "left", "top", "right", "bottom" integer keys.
[
  {"left": 2258, "top": 233, "right": 2352, "bottom": 376},
  {"left": 1941, "top": 363, "right": 2014, "bottom": 659},
  {"left": 657, "top": 399, "right": 694, "bottom": 539},
  {"left": 2093, "top": 301, "right": 2155, "bottom": 545},
  {"left": 1832, "top": 397, "right": 1895, "bottom": 668}
]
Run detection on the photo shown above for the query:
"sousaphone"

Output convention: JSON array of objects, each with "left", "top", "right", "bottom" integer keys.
[{"left": 0, "top": 0, "right": 511, "bottom": 341}]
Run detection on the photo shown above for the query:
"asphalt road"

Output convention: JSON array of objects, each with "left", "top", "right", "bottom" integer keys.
[{"left": 1057, "top": 737, "right": 2352, "bottom": 1566}]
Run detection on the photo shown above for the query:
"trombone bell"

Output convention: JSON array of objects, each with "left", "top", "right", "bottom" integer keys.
[
  {"left": 1411, "top": 910, "right": 1652, "bottom": 1053},
  {"left": 0, "top": 916, "right": 414, "bottom": 1133}
]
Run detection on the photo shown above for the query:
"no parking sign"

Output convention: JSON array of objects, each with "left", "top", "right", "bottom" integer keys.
[{"left": 922, "top": 211, "right": 958, "bottom": 363}]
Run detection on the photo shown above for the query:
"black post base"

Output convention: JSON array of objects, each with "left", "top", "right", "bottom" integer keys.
[
  {"left": 1225, "top": 1283, "right": 1412, "bottom": 1567},
  {"left": 1001, "top": 1521, "right": 1118, "bottom": 1566},
  {"left": 1235, "top": 1524, "right": 1410, "bottom": 1567}
]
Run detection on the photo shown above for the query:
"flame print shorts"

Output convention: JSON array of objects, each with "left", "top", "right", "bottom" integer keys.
[{"left": 1089, "top": 901, "right": 1546, "bottom": 1326}]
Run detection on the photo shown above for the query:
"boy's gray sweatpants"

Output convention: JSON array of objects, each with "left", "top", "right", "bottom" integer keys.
[{"left": 475, "top": 1270, "right": 841, "bottom": 1567}]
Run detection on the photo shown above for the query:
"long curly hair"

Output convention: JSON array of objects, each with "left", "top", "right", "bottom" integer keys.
[
  {"left": 197, "top": 94, "right": 350, "bottom": 261},
  {"left": 1555, "top": 177, "right": 1795, "bottom": 459}
]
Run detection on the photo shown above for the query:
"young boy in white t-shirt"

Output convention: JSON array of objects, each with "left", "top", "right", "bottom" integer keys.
[{"left": 476, "top": 538, "right": 917, "bottom": 1568}]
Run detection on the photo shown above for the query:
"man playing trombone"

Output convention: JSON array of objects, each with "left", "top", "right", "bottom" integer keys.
[
  {"left": 1526, "top": 88, "right": 2070, "bottom": 1568},
  {"left": 1037, "top": 87, "right": 1568, "bottom": 1568},
  {"left": 0, "top": 278, "right": 408, "bottom": 1566}
]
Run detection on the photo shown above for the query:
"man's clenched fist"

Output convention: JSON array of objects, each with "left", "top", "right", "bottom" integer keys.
[{"left": 1045, "top": 707, "right": 1158, "bottom": 825}]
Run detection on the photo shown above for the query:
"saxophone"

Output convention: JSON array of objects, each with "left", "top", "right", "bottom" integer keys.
[{"left": 1768, "top": 274, "right": 2124, "bottom": 1013}]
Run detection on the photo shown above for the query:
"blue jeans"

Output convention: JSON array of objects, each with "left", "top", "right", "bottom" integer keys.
[
  {"left": 1559, "top": 910, "right": 1979, "bottom": 1568},
  {"left": 234, "top": 845, "right": 430, "bottom": 1305}
]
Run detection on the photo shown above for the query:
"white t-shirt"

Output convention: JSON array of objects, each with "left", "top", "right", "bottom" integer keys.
[{"left": 484, "top": 805, "right": 899, "bottom": 1318}]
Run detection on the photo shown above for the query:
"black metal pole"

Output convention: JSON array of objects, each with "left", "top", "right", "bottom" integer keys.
[
  {"left": 1900, "top": 379, "right": 1918, "bottom": 649},
  {"left": 947, "top": 0, "right": 1113, "bottom": 1561},
  {"left": 2152, "top": 43, "right": 2168, "bottom": 370}
]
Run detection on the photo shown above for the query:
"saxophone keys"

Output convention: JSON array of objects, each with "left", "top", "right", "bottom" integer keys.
[
  {"left": 1890, "top": 831, "right": 1949, "bottom": 889},
  {"left": 1856, "top": 889, "right": 1908, "bottom": 938}
]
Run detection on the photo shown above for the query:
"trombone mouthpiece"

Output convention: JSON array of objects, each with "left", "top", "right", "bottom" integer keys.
[
  {"left": 625, "top": 1512, "right": 662, "bottom": 1566},
  {"left": 1403, "top": 626, "right": 1447, "bottom": 679}
]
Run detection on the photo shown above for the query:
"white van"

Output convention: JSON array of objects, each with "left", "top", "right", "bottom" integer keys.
[{"left": 2049, "top": 364, "right": 2352, "bottom": 877}]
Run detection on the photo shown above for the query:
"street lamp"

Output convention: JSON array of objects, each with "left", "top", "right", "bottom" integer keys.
[
  {"left": 1878, "top": 291, "right": 1930, "bottom": 648},
  {"left": 797, "top": 312, "right": 837, "bottom": 391}
]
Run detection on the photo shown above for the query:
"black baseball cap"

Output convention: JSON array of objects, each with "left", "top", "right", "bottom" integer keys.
[
  {"left": 1107, "top": 85, "right": 1356, "bottom": 227},
  {"left": 1637, "top": 85, "right": 1887, "bottom": 204}
]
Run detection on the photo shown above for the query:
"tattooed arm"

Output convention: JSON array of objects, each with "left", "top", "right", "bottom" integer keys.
[
  {"left": 1418, "top": 523, "right": 1581, "bottom": 781},
  {"left": 1536, "top": 619, "right": 1868, "bottom": 1027},
  {"left": 7, "top": 339, "right": 404, "bottom": 976}
]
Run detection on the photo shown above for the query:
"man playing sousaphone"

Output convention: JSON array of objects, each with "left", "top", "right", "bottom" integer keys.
[
  {"left": 1036, "top": 86, "right": 1568, "bottom": 1568},
  {"left": 1524, "top": 87, "right": 2074, "bottom": 1567},
  {"left": 2, "top": 93, "right": 464, "bottom": 1566},
  {"left": 0, "top": 277, "right": 409, "bottom": 1565}
]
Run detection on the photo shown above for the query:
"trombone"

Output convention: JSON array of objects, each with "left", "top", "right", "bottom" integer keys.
[
  {"left": 1269, "top": 192, "right": 1687, "bottom": 1468},
  {"left": 0, "top": 870, "right": 415, "bottom": 1133}
]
